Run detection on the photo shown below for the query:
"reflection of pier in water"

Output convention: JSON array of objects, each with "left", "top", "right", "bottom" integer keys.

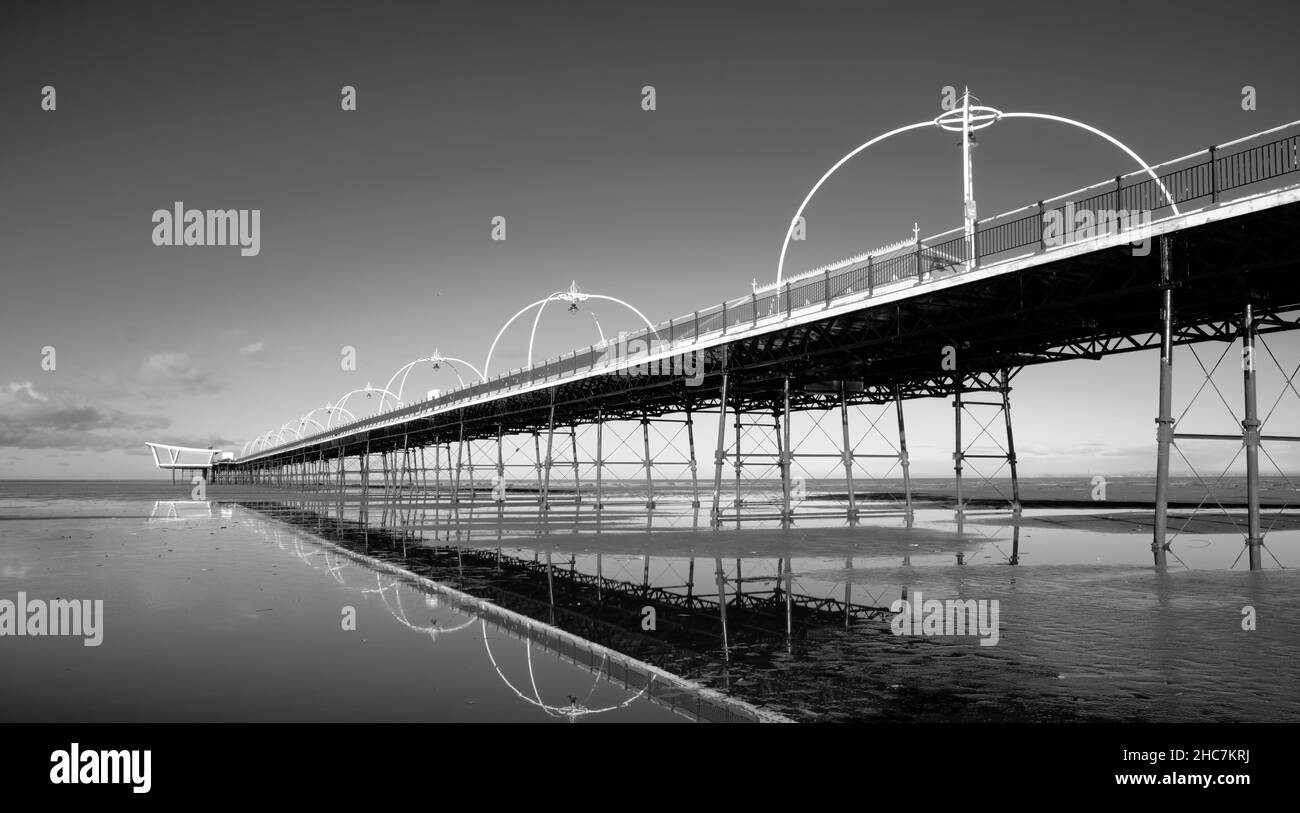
[
  {"left": 243, "top": 499, "right": 896, "bottom": 655},
  {"left": 240, "top": 501, "right": 789, "bottom": 722}
]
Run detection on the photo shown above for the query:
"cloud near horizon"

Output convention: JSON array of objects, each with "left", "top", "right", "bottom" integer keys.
[{"left": 0, "top": 380, "right": 171, "bottom": 452}]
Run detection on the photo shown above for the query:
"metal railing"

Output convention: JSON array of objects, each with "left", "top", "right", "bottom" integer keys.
[{"left": 241, "top": 121, "right": 1300, "bottom": 460}]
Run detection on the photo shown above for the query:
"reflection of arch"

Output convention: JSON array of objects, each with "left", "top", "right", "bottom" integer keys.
[
  {"left": 327, "top": 386, "right": 400, "bottom": 429},
  {"left": 283, "top": 533, "right": 480, "bottom": 640},
  {"left": 383, "top": 351, "right": 486, "bottom": 404},
  {"left": 483, "top": 282, "right": 660, "bottom": 377},
  {"left": 480, "top": 620, "right": 650, "bottom": 721},
  {"left": 774, "top": 103, "right": 1180, "bottom": 299},
  {"left": 363, "top": 573, "right": 478, "bottom": 640}
]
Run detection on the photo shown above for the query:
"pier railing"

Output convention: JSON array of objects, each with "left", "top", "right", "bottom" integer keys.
[{"left": 244, "top": 120, "right": 1300, "bottom": 459}]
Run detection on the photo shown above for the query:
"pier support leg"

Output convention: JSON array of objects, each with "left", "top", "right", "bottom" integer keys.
[
  {"left": 839, "top": 382, "right": 858, "bottom": 526},
  {"left": 571, "top": 425, "right": 581, "bottom": 507},
  {"left": 779, "top": 376, "right": 793, "bottom": 526},
  {"left": 454, "top": 413, "right": 465, "bottom": 506},
  {"left": 710, "top": 369, "right": 730, "bottom": 528},
  {"left": 595, "top": 410, "right": 604, "bottom": 511},
  {"left": 463, "top": 426, "right": 475, "bottom": 505},
  {"left": 953, "top": 386, "right": 964, "bottom": 519},
  {"left": 1001, "top": 369, "right": 1022, "bottom": 515},
  {"left": 733, "top": 385, "right": 743, "bottom": 515},
  {"left": 542, "top": 398, "right": 556, "bottom": 512},
  {"left": 1242, "top": 303, "right": 1263, "bottom": 571},
  {"left": 533, "top": 431, "right": 544, "bottom": 506},
  {"left": 362, "top": 441, "right": 370, "bottom": 503},
  {"left": 495, "top": 426, "right": 506, "bottom": 505},
  {"left": 641, "top": 412, "right": 655, "bottom": 510},
  {"left": 686, "top": 404, "right": 700, "bottom": 508},
  {"left": 1152, "top": 236, "right": 1174, "bottom": 569},
  {"left": 895, "top": 384, "right": 913, "bottom": 523}
]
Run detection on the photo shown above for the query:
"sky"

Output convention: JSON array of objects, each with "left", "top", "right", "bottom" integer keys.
[{"left": 1, "top": 0, "right": 1298, "bottom": 478}]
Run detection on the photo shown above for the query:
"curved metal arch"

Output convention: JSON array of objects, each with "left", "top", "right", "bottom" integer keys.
[
  {"left": 275, "top": 421, "right": 301, "bottom": 443},
  {"left": 384, "top": 352, "right": 487, "bottom": 404},
  {"left": 327, "top": 386, "right": 401, "bottom": 429},
  {"left": 998, "top": 112, "right": 1179, "bottom": 213},
  {"left": 525, "top": 294, "right": 660, "bottom": 365},
  {"left": 527, "top": 295, "right": 608, "bottom": 371},
  {"left": 774, "top": 120, "right": 935, "bottom": 296},
  {"left": 774, "top": 108, "right": 1181, "bottom": 296},
  {"left": 297, "top": 407, "right": 330, "bottom": 438},
  {"left": 484, "top": 289, "right": 659, "bottom": 378},
  {"left": 323, "top": 403, "right": 358, "bottom": 431}
]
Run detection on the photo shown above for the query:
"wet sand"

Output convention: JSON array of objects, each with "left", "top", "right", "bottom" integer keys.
[{"left": 2, "top": 480, "right": 1297, "bottom": 723}]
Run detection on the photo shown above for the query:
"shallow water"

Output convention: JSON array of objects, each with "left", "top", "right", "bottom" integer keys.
[{"left": 1, "top": 480, "right": 1296, "bottom": 722}]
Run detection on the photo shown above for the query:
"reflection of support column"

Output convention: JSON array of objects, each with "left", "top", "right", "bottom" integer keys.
[
  {"left": 779, "top": 376, "right": 792, "bottom": 526},
  {"left": 783, "top": 556, "right": 793, "bottom": 639},
  {"left": 839, "top": 382, "right": 858, "bottom": 526},
  {"left": 711, "top": 366, "right": 730, "bottom": 528},
  {"left": 1152, "top": 236, "right": 1174, "bottom": 569},
  {"left": 1001, "top": 369, "right": 1022, "bottom": 515},
  {"left": 1242, "top": 303, "right": 1263, "bottom": 571},
  {"left": 895, "top": 384, "right": 914, "bottom": 522},
  {"left": 1010, "top": 524, "right": 1021, "bottom": 565},
  {"left": 685, "top": 404, "right": 700, "bottom": 508},
  {"left": 843, "top": 557, "right": 853, "bottom": 629},
  {"left": 714, "top": 556, "right": 729, "bottom": 661},
  {"left": 953, "top": 385, "right": 964, "bottom": 518},
  {"left": 546, "top": 551, "right": 555, "bottom": 607},
  {"left": 641, "top": 412, "right": 655, "bottom": 510}
]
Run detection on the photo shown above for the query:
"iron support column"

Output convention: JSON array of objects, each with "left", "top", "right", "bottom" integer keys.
[
  {"left": 1152, "top": 237, "right": 1174, "bottom": 568},
  {"left": 710, "top": 369, "right": 730, "bottom": 528},
  {"left": 1001, "top": 369, "right": 1022, "bottom": 514},
  {"left": 839, "top": 382, "right": 858, "bottom": 525},
  {"left": 779, "top": 376, "right": 792, "bottom": 525},
  {"left": 895, "top": 384, "right": 913, "bottom": 521},
  {"left": 685, "top": 403, "right": 700, "bottom": 508},
  {"left": 1243, "top": 303, "right": 1263, "bottom": 570},
  {"left": 641, "top": 412, "right": 655, "bottom": 510}
]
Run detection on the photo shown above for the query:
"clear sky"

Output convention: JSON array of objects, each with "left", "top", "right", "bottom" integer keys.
[{"left": 1, "top": 0, "right": 1297, "bottom": 478}]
